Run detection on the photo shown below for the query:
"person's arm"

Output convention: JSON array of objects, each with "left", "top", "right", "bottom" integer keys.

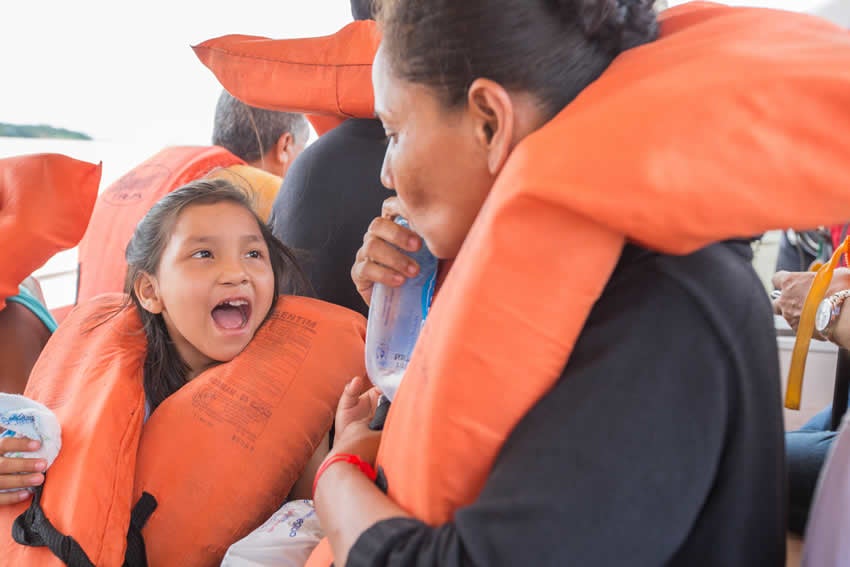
[
  {"left": 313, "top": 377, "right": 411, "bottom": 565},
  {"left": 314, "top": 457, "right": 409, "bottom": 565},
  {"left": 828, "top": 301, "right": 850, "bottom": 350},
  {"left": 318, "top": 289, "right": 733, "bottom": 566},
  {"left": 288, "top": 432, "right": 330, "bottom": 501},
  {"left": 773, "top": 267, "right": 850, "bottom": 332}
]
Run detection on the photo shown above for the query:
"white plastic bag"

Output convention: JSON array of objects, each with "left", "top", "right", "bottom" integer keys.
[{"left": 221, "top": 499, "right": 323, "bottom": 567}]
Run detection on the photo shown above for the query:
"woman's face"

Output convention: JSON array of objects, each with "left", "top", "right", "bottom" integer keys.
[
  {"left": 372, "top": 47, "right": 497, "bottom": 260},
  {"left": 140, "top": 201, "right": 275, "bottom": 375}
]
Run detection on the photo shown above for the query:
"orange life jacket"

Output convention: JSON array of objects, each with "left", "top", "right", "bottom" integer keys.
[
  {"left": 0, "top": 293, "right": 366, "bottom": 567},
  {"left": 0, "top": 154, "right": 100, "bottom": 311},
  {"left": 193, "top": 20, "right": 380, "bottom": 133},
  {"left": 307, "top": 4, "right": 850, "bottom": 564},
  {"left": 76, "top": 146, "right": 281, "bottom": 306}
]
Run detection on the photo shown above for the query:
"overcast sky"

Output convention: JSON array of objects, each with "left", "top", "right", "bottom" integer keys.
[
  {"left": 1, "top": 0, "right": 845, "bottom": 147},
  {"left": 0, "top": 1, "right": 353, "bottom": 145}
]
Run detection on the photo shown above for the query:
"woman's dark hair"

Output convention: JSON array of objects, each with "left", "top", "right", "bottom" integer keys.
[
  {"left": 124, "top": 178, "right": 308, "bottom": 411},
  {"left": 376, "top": 0, "right": 658, "bottom": 119}
]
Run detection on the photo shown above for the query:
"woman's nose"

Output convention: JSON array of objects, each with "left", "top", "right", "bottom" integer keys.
[{"left": 380, "top": 151, "right": 394, "bottom": 191}]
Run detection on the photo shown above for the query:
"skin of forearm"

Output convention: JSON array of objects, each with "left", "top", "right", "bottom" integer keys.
[
  {"left": 315, "top": 462, "right": 411, "bottom": 565},
  {"left": 831, "top": 308, "right": 850, "bottom": 350},
  {"left": 825, "top": 269, "right": 850, "bottom": 348},
  {"left": 830, "top": 268, "right": 850, "bottom": 293}
]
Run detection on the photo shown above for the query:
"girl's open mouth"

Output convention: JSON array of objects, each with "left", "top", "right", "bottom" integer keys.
[{"left": 211, "top": 298, "right": 252, "bottom": 330}]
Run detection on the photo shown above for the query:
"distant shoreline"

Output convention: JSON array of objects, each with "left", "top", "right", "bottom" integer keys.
[{"left": 0, "top": 122, "right": 91, "bottom": 140}]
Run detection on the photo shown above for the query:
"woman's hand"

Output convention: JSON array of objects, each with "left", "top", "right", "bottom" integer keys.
[
  {"left": 330, "top": 376, "right": 382, "bottom": 466},
  {"left": 314, "top": 377, "right": 408, "bottom": 567},
  {"left": 351, "top": 197, "right": 423, "bottom": 307},
  {"left": 0, "top": 435, "right": 46, "bottom": 506}
]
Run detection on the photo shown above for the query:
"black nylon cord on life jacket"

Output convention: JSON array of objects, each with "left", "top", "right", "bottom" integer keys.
[
  {"left": 123, "top": 492, "right": 157, "bottom": 567},
  {"left": 10, "top": 480, "right": 158, "bottom": 567},
  {"left": 11, "top": 482, "right": 95, "bottom": 567}
]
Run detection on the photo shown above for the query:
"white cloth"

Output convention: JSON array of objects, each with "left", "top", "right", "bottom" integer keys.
[
  {"left": 0, "top": 393, "right": 62, "bottom": 465},
  {"left": 221, "top": 500, "right": 323, "bottom": 567},
  {"left": 803, "top": 413, "right": 850, "bottom": 566}
]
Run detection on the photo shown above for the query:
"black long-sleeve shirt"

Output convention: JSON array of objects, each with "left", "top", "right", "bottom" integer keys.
[
  {"left": 348, "top": 241, "right": 786, "bottom": 566},
  {"left": 270, "top": 119, "right": 389, "bottom": 318}
]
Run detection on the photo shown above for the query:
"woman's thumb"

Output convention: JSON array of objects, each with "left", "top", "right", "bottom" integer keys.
[{"left": 339, "top": 376, "right": 367, "bottom": 409}]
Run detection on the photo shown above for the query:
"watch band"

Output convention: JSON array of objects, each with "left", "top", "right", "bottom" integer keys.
[{"left": 822, "top": 289, "right": 850, "bottom": 341}]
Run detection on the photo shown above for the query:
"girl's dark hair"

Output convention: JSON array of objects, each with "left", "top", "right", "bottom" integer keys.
[
  {"left": 124, "top": 178, "right": 308, "bottom": 411},
  {"left": 376, "top": 0, "right": 658, "bottom": 119}
]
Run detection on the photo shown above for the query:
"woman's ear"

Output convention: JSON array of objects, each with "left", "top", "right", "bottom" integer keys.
[
  {"left": 467, "top": 78, "right": 515, "bottom": 175},
  {"left": 134, "top": 272, "right": 163, "bottom": 314}
]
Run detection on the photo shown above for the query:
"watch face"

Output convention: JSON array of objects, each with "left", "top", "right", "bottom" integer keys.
[{"left": 816, "top": 299, "right": 833, "bottom": 332}]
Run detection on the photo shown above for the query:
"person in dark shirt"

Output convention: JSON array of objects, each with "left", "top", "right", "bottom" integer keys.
[
  {"left": 308, "top": 0, "right": 789, "bottom": 565},
  {"left": 344, "top": 239, "right": 785, "bottom": 566},
  {"left": 269, "top": 119, "right": 388, "bottom": 317}
]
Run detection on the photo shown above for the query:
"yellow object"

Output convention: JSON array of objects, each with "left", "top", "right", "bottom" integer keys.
[
  {"left": 204, "top": 164, "right": 282, "bottom": 223},
  {"left": 786, "top": 236, "right": 850, "bottom": 409}
]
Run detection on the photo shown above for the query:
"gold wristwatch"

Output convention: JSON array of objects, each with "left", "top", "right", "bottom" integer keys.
[{"left": 815, "top": 289, "right": 850, "bottom": 341}]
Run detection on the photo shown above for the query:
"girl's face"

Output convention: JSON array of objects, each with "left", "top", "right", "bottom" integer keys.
[
  {"left": 136, "top": 201, "right": 275, "bottom": 375},
  {"left": 372, "top": 48, "right": 496, "bottom": 260}
]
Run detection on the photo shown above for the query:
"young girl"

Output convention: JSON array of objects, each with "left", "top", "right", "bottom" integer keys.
[{"left": 0, "top": 179, "right": 366, "bottom": 566}]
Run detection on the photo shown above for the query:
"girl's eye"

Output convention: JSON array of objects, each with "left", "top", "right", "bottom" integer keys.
[
  {"left": 246, "top": 249, "right": 262, "bottom": 259},
  {"left": 192, "top": 250, "right": 212, "bottom": 259}
]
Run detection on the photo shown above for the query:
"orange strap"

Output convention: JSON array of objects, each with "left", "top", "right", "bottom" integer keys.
[
  {"left": 312, "top": 453, "right": 377, "bottom": 499},
  {"left": 785, "top": 236, "right": 850, "bottom": 409}
]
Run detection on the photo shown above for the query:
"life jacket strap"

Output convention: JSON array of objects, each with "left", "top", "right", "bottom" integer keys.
[
  {"left": 10, "top": 479, "right": 158, "bottom": 567},
  {"left": 11, "top": 481, "right": 95, "bottom": 567},
  {"left": 123, "top": 492, "right": 158, "bottom": 567}
]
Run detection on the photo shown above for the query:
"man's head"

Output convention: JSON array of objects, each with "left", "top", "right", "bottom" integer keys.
[{"left": 212, "top": 90, "right": 310, "bottom": 179}]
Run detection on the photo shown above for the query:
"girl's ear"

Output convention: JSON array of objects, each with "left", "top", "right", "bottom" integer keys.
[{"left": 134, "top": 272, "right": 163, "bottom": 314}]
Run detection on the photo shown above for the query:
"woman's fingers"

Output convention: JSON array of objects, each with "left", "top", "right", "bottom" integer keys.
[
  {"left": 354, "top": 237, "right": 416, "bottom": 282},
  {"left": 352, "top": 216, "right": 423, "bottom": 306},
  {"left": 381, "top": 196, "right": 408, "bottom": 221},
  {"left": 339, "top": 377, "right": 370, "bottom": 411},
  {"left": 367, "top": 216, "right": 421, "bottom": 254},
  {"left": 335, "top": 377, "right": 382, "bottom": 435}
]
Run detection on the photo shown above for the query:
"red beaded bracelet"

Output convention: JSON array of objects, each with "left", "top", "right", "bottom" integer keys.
[{"left": 312, "top": 453, "right": 378, "bottom": 499}]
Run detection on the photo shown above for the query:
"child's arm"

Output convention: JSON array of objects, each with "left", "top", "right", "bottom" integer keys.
[{"left": 287, "top": 432, "right": 330, "bottom": 501}]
